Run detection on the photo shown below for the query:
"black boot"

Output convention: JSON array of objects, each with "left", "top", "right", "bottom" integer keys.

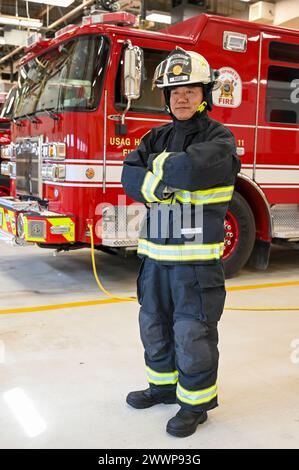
[
  {"left": 166, "top": 408, "right": 208, "bottom": 437},
  {"left": 126, "top": 388, "right": 177, "bottom": 409}
]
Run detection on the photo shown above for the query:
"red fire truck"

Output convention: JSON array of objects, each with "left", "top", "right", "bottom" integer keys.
[
  {"left": 0, "top": 11, "right": 298, "bottom": 277},
  {"left": 0, "top": 86, "right": 18, "bottom": 197},
  {"left": 0, "top": 117, "right": 11, "bottom": 197}
]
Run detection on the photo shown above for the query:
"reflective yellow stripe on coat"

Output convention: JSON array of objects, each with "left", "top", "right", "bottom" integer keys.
[
  {"left": 141, "top": 150, "right": 172, "bottom": 203},
  {"left": 141, "top": 171, "right": 161, "bottom": 202},
  {"left": 152, "top": 150, "right": 171, "bottom": 181},
  {"left": 138, "top": 239, "right": 224, "bottom": 262},
  {"left": 175, "top": 185, "right": 234, "bottom": 205}
]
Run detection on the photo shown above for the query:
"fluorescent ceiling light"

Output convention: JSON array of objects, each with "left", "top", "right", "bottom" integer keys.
[
  {"left": 27, "top": 0, "right": 75, "bottom": 6},
  {"left": 146, "top": 12, "right": 172, "bottom": 24},
  {"left": 0, "top": 15, "right": 42, "bottom": 29}
]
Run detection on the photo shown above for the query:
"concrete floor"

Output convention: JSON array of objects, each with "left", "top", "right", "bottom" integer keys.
[{"left": 0, "top": 242, "right": 299, "bottom": 449}]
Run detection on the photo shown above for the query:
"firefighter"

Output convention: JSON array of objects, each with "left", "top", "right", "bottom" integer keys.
[{"left": 121, "top": 47, "right": 241, "bottom": 438}]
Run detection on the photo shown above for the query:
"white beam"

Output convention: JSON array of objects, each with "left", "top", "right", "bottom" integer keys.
[{"left": 274, "top": 0, "right": 299, "bottom": 28}]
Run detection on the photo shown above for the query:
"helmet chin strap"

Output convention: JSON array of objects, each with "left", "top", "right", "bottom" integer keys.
[
  {"left": 165, "top": 102, "right": 208, "bottom": 119},
  {"left": 197, "top": 100, "right": 207, "bottom": 113}
]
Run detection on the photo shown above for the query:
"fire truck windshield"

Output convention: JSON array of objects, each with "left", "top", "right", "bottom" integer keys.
[
  {"left": 0, "top": 86, "right": 18, "bottom": 120},
  {"left": 14, "top": 35, "right": 109, "bottom": 118}
]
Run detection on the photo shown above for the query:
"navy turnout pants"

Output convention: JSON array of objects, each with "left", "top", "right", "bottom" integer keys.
[{"left": 137, "top": 257, "right": 226, "bottom": 412}]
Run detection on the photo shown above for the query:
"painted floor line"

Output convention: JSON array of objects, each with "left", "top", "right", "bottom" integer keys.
[
  {"left": 0, "top": 298, "right": 123, "bottom": 315},
  {"left": 227, "top": 280, "right": 299, "bottom": 291},
  {"left": 0, "top": 280, "right": 298, "bottom": 315}
]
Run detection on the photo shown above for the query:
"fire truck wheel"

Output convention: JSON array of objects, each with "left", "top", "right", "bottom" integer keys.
[{"left": 223, "top": 191, "right": 256, "bottom": 279}]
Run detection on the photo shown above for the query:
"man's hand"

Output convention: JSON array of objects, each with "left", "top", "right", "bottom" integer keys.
[{"left": 162, "top": 186, "right": 177, "bottom": 199}]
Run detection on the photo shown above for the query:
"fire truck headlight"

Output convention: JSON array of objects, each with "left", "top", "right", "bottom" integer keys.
[
  {"left": 42, "top": 142, "right": 66, "bottom": 160},
  {"left": 49, "top": 143, "right": 66, "bottom": 160},
  {"left": 1, "top": 162, "right": 11, "bottom": 176},
  {"left": 12, "top": 146, "right": 16, "bottom": 159},
  {"left": 52, "top": 164, "right": 66, "bottom": 181},
  {"left": 42, "top": 144, "right": 49, "bottom": 159},
  {"left": 42, "top": 164, "right": 47, "bottom": 179},
  {"left": 17, "top": 214, "right": 25, "bottom": 239},
  {"left": 55, "top": 143, "right": 66, "bottom": 159},
  {"left": 42, "top": 164, "right": 53, "bottom": 180},
  {"left": 1, "top": 145, "right": 12, "bottom": 160},
  {"left": 42, "top": 164, "right": 65, "bottom": 181}
]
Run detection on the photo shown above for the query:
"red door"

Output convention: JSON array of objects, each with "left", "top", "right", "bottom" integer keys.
[{"left": 256, "top": 33, "right": 299, "bottom": 204}]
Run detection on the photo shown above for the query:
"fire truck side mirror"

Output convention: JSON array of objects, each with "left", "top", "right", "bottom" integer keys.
[
  {"left": 117, "top": 43, "right": 144, "bottom": 135},
  {"left": 123, "top": 44, "right": 144, "bottom": 101}
]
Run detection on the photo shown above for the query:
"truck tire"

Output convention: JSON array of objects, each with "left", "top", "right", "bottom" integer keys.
[{"left": 223, "top": 191, "right": 256, "bottom": 278}]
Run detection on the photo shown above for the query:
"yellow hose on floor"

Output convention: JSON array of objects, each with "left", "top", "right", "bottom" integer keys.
[
  {"left": 88, "top": 224, "right": 136, "bottom": 302},
  {"left": 88, "top": 224, "right": 299, "bottom": 311}
]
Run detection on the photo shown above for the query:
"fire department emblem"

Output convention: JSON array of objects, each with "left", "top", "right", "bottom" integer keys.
[
  {"left": 220, "top": 79, "right": 234, "bottom": 99},
  {"left": 85, "top": 168, "right": 95, "bottom": 179},
  {"left": 173, "top": 65, "right": 183, "bottom": 76},
  {"left": 212, "top": 67, "right": 242, "bottom": 108}
]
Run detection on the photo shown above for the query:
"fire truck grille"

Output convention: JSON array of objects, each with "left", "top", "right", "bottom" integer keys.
[
  {"left": 16, "top": 137, "right": 42, "bottom": 198},
  {"left": 101, "top": 205, "right": 146, "bottom": 247}
]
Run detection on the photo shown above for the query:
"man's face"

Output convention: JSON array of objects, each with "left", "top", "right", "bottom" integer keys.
[{"left": 170, "top": 85, "right": 204, "bottom": 121}]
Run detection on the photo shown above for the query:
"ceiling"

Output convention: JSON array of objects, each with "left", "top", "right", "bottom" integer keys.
[
  {"left": 0, "top": 0, "right": 87, "bottom": 21},
  {"left": 0, "top": 0, "right": 274, "bottom": 77}
]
